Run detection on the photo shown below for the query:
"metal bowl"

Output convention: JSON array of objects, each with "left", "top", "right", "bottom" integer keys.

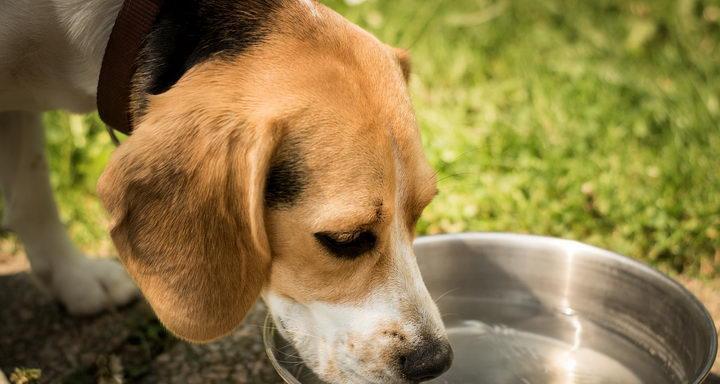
[{"left": 264, "top": 233, "right": 717, "bottom": 383}]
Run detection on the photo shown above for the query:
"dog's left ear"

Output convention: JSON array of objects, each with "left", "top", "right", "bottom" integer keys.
[
  {"left": 98, "top": 104, "right": 279, "bottom": 342},
  {"left": 393, "top": 47, "right": 412, "bottom": 82}
]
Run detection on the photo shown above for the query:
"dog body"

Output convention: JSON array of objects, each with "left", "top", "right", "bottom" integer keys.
[
  {"left": 0, "top": 1, "right": 452, "bottom": 382},
  {"left": 0, "top": 0, "right": 137, "bottom": 315},
  {"left": 0, "top": 0, "right": 119, "bottom": 113}
]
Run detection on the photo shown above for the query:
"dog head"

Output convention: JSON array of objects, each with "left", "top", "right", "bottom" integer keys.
[{"left": 98, "top": 1, "right": 451, "bottom": 383}]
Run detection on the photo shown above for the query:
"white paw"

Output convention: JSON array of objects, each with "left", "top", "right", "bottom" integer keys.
[{"left": 48, "top": 257, "right": 140, "bottom": 315}]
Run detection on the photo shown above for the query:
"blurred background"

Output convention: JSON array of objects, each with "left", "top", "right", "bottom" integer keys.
[{"left": 1, "top": 0, "right": 719, "bottom": 382}]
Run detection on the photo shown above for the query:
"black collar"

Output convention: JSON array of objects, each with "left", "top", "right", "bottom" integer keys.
[{"left": 97, "top": 0, "right": 163, "bottom": 136}]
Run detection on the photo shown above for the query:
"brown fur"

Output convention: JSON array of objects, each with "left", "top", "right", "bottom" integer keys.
[{"left": 98, "top": 1, "right": 435, "bottom": 342}]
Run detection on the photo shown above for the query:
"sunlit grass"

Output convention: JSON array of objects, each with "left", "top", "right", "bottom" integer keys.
[{"left": 329, "top": 0, "right": 720, "bottom": 275}]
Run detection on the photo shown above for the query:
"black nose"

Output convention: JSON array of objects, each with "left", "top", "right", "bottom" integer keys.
[{"left": 399, "top": 338, "right": 453, "bottom": 382}]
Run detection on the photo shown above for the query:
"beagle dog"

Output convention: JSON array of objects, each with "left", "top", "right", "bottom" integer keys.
[{"left": 0, "top": 0, "right": 452, "bottom": 382}]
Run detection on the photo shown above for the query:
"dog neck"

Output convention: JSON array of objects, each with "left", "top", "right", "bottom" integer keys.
[
  {"left": 0, "top": 0, "right": 317, "bottom": 118},
  {"left": 105, "top": 0, "right": 309, "bottom": 133},
  {"left": 127, "top": 0, "right": 289, "bottom": 131}
]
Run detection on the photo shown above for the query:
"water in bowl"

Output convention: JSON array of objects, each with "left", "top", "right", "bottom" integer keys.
[
  {"left": 431, "top": 297, "right": 683, "bottom": 384},
  {"left": 268, "top": 296, "right": 685, "bottom": 384},
  {"left": 438, "top": 320, "right": 639, "bottom": 383}
]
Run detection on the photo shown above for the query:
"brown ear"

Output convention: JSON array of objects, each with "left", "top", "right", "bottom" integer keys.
[
  {"left": 393, "top": 47, "right": 412, "bottom": 82},
  {"left": 98, "top": 111, "right": 277, "bottom": 342}
]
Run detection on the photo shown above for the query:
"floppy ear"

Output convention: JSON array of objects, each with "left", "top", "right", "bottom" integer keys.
[
  {"left": 98, "top": 111, "right": 277, "bottom": 342},
  {"left": 393, "top": 47, "right": 412, "bottom": 82}
]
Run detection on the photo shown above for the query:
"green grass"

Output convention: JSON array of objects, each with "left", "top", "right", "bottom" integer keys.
[{"left": 2, "top": 0, "right": 719, "bottom": 275}]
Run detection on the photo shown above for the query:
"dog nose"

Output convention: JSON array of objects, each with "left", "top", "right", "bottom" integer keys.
[{"left": 400, "top": 338, "right": 453, "bottom": 382}]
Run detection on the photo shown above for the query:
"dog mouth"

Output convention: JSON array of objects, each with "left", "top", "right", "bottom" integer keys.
[
  {"left": 269, "top": 314, "right": 413, "bottom": 384},
  {"left": 263, "top": 289, "right": 450, "bottom": 384}
]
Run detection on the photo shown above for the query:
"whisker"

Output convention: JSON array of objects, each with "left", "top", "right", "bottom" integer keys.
[
  {"left": 241, "top": 323, "right": 323, "bottom": 343},
  {"left": 282, "top": 328, "right": 322, "bottom": 341},
  {"left": 275, "top": 357, "right": 304, "bottom": 365},
  {"left": 437, "top": 171, "right": 474, "bottom": 183},
  {"left": 433, "top": 287, "right": 459, "bottom": 303},
  {"left": 439, "top": 312, "right": 461, "bottom": 319},
  {"left": 270, "top": 350, "right": 300, "bottom": 361}
]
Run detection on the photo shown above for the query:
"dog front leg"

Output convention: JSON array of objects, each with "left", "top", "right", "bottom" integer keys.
[{"left": 0, "top": 111, "right": 138, "bottom": 314}]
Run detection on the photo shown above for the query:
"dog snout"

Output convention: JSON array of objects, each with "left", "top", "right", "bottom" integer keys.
[{"left": 399, "top": 337, "right": 453, "bottom": 382}]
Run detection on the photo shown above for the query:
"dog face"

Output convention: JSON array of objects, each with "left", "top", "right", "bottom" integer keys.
[
  {"left": 98, "top": 2, "right": 451, "bottom": 383},
  {"left": 261, "top": 43, "right": 450, "bottom": 382}
]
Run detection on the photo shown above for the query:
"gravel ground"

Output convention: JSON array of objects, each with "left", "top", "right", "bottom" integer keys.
[
  {"left": 2, "top": 265, "right": 720, "bottom": 383},
  {"left": 0, "top": 272, "right": 282, "bottom": 384}
]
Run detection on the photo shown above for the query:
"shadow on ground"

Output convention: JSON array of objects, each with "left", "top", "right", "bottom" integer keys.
[{"left": 0, "top": 273, "right": 283, "bottom": 383}]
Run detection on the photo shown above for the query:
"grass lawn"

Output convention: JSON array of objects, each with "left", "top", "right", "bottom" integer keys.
[{"left": 1, "top": 0, "right": 719, "bottom": 276}]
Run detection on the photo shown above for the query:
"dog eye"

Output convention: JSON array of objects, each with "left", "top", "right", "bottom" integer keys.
[{"left": 314, "top": 231, "right": 377, "bottom": 259}]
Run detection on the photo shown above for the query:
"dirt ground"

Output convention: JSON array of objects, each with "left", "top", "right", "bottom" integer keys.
[
  {"left": 0, "top": 256, "right": 283, "bottom": 384},
  {"left": 1, "top": 253, "right": 720, "bottom": 384}
]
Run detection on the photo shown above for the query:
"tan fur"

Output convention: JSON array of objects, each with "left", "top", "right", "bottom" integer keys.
[
  {"left": 260, "top": 4, "right": 436, "bottom": 306},
  {"left": 98, "top": 66, "right": 282, "bottom": 341},
  {"left": 98, "top": 1, "right": 436, "bottom": 344}
]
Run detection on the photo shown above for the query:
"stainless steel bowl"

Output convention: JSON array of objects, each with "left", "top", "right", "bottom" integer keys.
[{"left": 264, "top": 233, "right": 717, "bottom": 383}]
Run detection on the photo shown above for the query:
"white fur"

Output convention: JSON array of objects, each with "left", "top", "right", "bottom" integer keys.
[
  {"left": 0, "top": 0, "right": 123, "bottom": 113},
  {"left": 0, "top": 0, "right": 138, "bottom": 314}
]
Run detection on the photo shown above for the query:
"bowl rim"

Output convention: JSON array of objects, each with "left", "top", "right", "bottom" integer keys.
[
  {"left": 264, "top": 314, "right": 305, "bottom": 384},
  {"left": 264, "top": 232, "right": 718, "bottom": 384}
]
